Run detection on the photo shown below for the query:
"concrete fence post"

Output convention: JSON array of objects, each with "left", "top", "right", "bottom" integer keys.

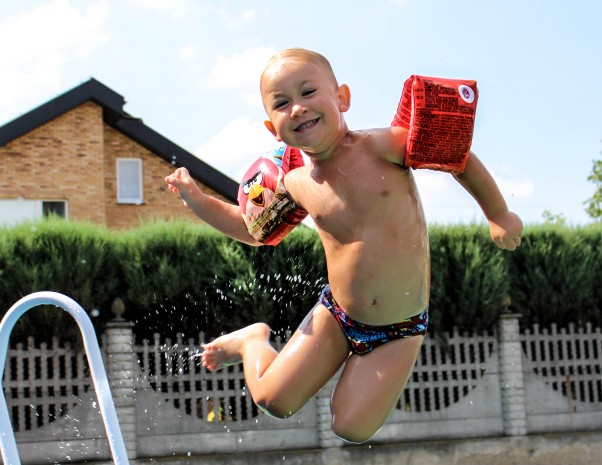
[
  {"left": 104, "top": 297, "right": 138, "bottom": 459},
  {"left": 497, "top": 312, "right": 527, "bottom": 436}
]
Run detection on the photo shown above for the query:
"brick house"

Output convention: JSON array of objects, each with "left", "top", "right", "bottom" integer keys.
[{"left": 0, "top": 78, "right": 238, "bottom": 228}]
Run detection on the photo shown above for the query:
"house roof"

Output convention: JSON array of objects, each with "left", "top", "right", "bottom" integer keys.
[{"left": 0, "top": 78, "right": 239, "bottom": 202}]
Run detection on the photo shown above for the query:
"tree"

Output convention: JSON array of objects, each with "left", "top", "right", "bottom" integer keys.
[
  {"left": 542, "top": 210, "right": 567, "bottom": 225},
  {"left": 585, "top": 159, "right": 602, "bottom": 221}
]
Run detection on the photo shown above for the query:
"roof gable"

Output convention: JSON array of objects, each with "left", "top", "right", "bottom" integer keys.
[{"left": 0, "top": 78, "right": 238, "bottom": 202}]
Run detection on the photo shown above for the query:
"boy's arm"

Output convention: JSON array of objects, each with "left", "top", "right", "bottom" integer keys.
[
  {"left": 165, "top": 168, "right": 262, "bottom": 246},
  {"left": 453, "top": 152, "right": 523, "bottom": 251}
]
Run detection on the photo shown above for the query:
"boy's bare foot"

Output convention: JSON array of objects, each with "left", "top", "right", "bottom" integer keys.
[{"left": 201, "top": 323, "right": 271, "bottom": 371}]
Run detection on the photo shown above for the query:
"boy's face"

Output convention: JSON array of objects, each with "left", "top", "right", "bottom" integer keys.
[{"left": 261, "top": 58, "right": 350, "bottom": 153}]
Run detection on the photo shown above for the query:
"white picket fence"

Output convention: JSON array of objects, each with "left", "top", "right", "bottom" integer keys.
[
  {"left": 2, "top": 315, "right": 602, "bottom": 463},
  {"left": 134, "top": 332, "right": 272, "bottom": 426},
  {"left": 522, "top": 323, "right": 602, "bottom": 404},
  {"left": 521, "top": 322, "right": 602, "bottom": 433},
  {"left": 2, "top": 338, "right": 90, "bottom": 433}
]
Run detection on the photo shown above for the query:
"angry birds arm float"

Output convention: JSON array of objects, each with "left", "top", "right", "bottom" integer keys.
[{"left": 237, "top": 145, "right": 308, "bottom": 246}]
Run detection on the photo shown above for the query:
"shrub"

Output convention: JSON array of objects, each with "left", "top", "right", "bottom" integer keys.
[
  {"left": 116, "top": 221, "right": 257, "bottom": 340},
  {"left": 429, "top": 224, "right": 510, "bottom": 334},
  {"left": 508, "top": 224, "right": 602, "bottom": 328},
  {"left": 1, "top": 219, "right": 600, "bottom": 344},
  {"left": 115, "top": 222, "right": 326, "bottom": 341},
  {"left": 0, "top": 217, "right": 119, "bottom": 343}
]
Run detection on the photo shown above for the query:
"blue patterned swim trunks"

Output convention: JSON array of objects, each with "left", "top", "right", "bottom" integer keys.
[{"left": 320, "top": 285, "right": 428, "bottom": 355}]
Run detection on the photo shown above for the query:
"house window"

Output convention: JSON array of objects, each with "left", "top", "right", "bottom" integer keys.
[
  {"left": 42, "top": 201, "right": 67, "bottom": 218},
  {"left": 0, "top": 199, "right": 68, "bottom": 226},
  {"left": 117, "top": 158, "right": 144, "bottom": 204}
]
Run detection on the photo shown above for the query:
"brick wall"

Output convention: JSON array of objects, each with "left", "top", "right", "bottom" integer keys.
[
  {"left": 0, "top": 101, "right": 231, "bottom": 229},
  {"left": 1, "top": 102, "right": 106, "bottom": 223}
]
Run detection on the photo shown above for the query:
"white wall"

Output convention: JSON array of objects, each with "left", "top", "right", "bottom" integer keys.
[{"left": 0, "top": 198, "right": 39, "bottom": 226}]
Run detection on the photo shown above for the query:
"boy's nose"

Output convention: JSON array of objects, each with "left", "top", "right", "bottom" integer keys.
[{"left": 291, "top": 103, "right": 306, "bottom": 118}]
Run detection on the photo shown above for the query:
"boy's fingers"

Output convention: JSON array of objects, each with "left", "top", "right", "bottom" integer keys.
[{"left": 492, "top": 235, "right": 514, "bottom": 251}]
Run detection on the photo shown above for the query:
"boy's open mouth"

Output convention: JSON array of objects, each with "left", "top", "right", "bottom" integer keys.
[{"left": 294, "top": 118, "right": 319, "bottom": 132}]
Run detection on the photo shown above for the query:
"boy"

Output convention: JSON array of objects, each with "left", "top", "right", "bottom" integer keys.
[{"left": 165, "top": 48, "right": 523, "bottom": 443}]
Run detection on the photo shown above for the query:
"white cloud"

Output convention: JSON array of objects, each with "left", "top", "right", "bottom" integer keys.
[
  {"left": 493, "top": 175, "right": 534, "bottom": 199},
  {"left": 195, "top": 115, "right": 279, "bottom": 181},
  {"left": 208, "top": 6, "right": 257, "bottom": 28},
  {"left": 413, "top": 170, "right": 453, "bottom": 196},
  {"left": 202, "top": 47, "right": 276, "bottom": 91},
  {"left": 178, "top": 43, "right": 198, "bottom": 61},
  {"left": 0, "top": 0, "right": 110, "bottom": 121},
  {"left": 243, "top": 91, "right": 265, "bottom": 109},
  {"left": 125, "top": 0, "right": 191, "bottom": 18},
  {"left": 412, "top": 169, "right": 534, "bottom": 223},
  {"left": 414, "top": 171, "right": 485, "bottom": 223},
  {"left": 241, "top": 9, "right": 256, "bottom": 23}
]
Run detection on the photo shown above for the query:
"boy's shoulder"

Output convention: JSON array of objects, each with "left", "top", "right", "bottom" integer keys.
[
  {"left": 281, "top": 163, "right": 312, "bottom": 208},
  {"left": 282, "top": 162, "right": 310, "bottom": 186},
  {"left": 357, "top": 127, "right": 408, "bottom": 166}
]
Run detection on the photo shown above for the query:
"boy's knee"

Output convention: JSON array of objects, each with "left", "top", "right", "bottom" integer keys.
[
  {"left": 254, "top": 396, "right": 301, "bottom": 420},
  {"left": 331, "top": 418, "right": 378, "bottom": 444}
]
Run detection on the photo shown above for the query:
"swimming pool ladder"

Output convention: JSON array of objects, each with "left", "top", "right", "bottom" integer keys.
[{"left": 0, "top": 292, "right": 130, "bottom": 465}]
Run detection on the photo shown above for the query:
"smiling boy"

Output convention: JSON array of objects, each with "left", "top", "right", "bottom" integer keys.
[{"left": 165, "top": 48, "right": 522, "bottom": 443}]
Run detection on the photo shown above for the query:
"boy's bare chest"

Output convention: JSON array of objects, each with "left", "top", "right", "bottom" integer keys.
[{"left": 300, "top": 160, "right": 411, "bottom": 229}]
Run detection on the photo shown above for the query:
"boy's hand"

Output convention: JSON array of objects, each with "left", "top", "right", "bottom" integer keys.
[
  {"left": 488, "top": 211, "right": 523, "bottom": 251},
  {"left": 165, "top": 167, "right": 198, "bottom": 207}
]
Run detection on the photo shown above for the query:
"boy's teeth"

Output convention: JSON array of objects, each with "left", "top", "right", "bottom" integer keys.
[{"left": 298, "top": 119, "right": 316, "bottom": 130}]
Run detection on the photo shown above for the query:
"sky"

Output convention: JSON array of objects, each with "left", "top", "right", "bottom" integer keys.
[{"left": 1, "top": 0, "right": 601, "bottom": 226}]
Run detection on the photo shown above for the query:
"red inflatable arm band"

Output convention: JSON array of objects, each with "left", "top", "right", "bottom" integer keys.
[
  {"left": 391, "top": 75, "right": 478, "bottom": 174},
  {"left": 237, "top": 146, "right": 308, "bottom": 246}
]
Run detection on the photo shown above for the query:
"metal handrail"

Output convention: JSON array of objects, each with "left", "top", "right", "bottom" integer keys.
[{"left": 0, "top": 292, "right": 129, "bottom": 465}]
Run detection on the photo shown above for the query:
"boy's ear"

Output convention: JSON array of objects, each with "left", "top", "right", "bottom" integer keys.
[
  {"left": 338, "top": 84, "right": 351, "bottom": 113},
  {"left": 264, "top": 120, "right": 282, "bottom": 141}
]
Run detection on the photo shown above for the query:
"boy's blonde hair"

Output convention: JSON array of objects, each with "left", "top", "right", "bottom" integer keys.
[{"left": 260, "top": 48, "right": 339, "bottom": 95}]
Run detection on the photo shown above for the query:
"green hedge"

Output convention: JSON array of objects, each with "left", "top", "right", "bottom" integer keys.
[
  {"left": 0, "top": 219, "right": 119, "bottom": 343},
  {"left": 0, "top": 218, "right": 600, "bottom": 343},
  {"left": 507, "top": 224, "right": 602, "bottom": 328},
  {"left": 115, "top": 221, "right": 326, "bottom": 341},
  {"left": 428, "top": 225, "right": 511, "bottom": 334}
]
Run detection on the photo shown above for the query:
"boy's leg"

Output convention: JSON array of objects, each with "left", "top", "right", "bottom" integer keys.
[
  {"left": 202, "top": 303, "right": 350, "bottom": 418},
  {"left": 329, "top": 335, "right": 424, "bottom": 443}
]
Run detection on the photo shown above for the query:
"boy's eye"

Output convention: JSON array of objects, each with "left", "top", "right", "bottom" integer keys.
[
  {"left": 302, "top": 89, "right": 316, "bottom": 97},
  {"left": 274, "top": 100, "right": 288, "bottom": 110}
]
